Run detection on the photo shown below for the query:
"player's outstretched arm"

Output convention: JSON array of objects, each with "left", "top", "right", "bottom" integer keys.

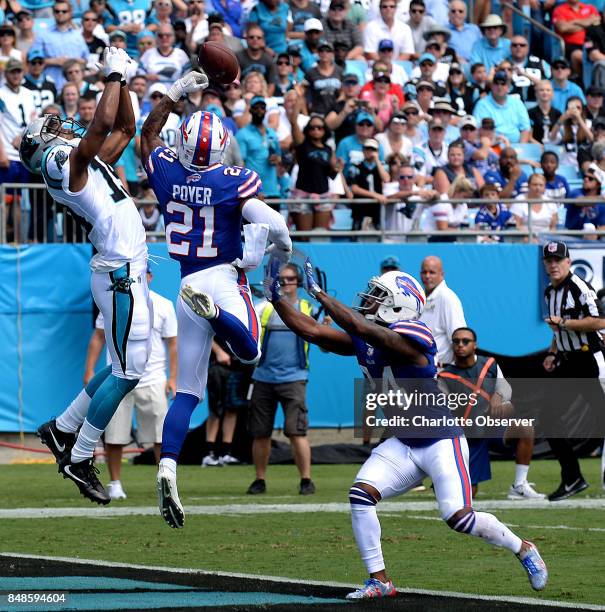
[
  {"left": 241, "top": 198, "right": 292, "bottom": 261},
  {"left": 69, "top": 48, "right": 130, "bottom": 192},
  {"left": 98, "top": 80, "right": 136, "bottom": 166},
  {"left": 265, "top": 258, "right": 354, "bottom": 356},
  {"left": 140, "top": 71, "right": 209, "bottom": 165},
  {"left": 303, "top": 259, "right": 427, "bottom": 364}
]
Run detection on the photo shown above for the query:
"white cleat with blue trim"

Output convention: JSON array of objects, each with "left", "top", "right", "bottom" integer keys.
[
  {"left": 346, "top": 578, "right": 397, "bottom": 600},
  {"left": 180, "top": 285, "right": 217, "bottom": 319},
  {"left": 157, "top": 465, "right": 185, "bottom": 529},
  {"left": 517, "top": 541, "right": 548, "bottom": 591}
]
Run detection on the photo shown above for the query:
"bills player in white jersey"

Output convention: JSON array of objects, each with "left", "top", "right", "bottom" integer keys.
[
  {"left": 20, "top": 48, "right": 152, "bottom": 505},
  {"left": 140, "top": 71, "right": 292, "bottom": 528}
]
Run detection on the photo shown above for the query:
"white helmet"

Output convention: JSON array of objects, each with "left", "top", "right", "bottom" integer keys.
[
  {"left": 19, "top": 115, "right": 84, "bottom": 174},
  {"left": 357, "top": 271, "right": 426, "bottom": 324},
  {"left": 175, "top": 110, "right": 230, "bottom": 170}
]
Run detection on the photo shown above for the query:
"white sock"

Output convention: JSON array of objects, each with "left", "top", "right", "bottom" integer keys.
[
  {"left": 70, "top": 419, "right": 103, "bottom": 463},
  {"left": 470, "top": 511, "right": 523, "bottom": 554},
  {"left": 351, "top": 504, "right": 385, "bottom": 574},
  {"left": 56, "top": 389, "right": 92, "bottom": 433},
  {"left": 514, "top": 464, "right": 530, "bottom": 487},
  {"left": 159, "top": 457, "right": 177, "bottom": 475}
]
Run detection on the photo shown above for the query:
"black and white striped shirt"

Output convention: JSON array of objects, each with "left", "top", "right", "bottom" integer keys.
[{"left": 545, "top": 273, "right": 603, "bottom": 352}]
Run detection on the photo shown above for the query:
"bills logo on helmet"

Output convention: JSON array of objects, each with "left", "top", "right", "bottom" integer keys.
[{"left": 395, "top": 275, "right": 425, "bottom": 311}]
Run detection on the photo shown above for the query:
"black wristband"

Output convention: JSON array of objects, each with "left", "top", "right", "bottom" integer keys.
[
  {"left": 120, "top": 79, "right": 127, "bottom": 87},
  {"left": 106, "top": 73, "right": 122, "bottom": 83}
]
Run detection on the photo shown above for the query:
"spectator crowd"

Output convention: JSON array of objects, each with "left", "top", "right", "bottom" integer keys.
[{"left": 2, "top": 0, "right": 605, "bottom": 241}]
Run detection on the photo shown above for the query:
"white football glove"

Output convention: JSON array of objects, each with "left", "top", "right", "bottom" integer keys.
[
  {"left": 101, "top": 46, "right": 131, "bottom": 79},
  {"left": 265, "top": 242, "right": 292, "bottom": 264},
  {"left": 167, "top": 71, "right": 209, "bottom": 102}
]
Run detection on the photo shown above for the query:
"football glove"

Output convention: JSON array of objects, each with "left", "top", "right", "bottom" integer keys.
[
  {"left": 303, "top": 257, "right": 322, "bottom": 298},
  {"left": 265, "top": 242, "right": 292, "bottom": 264},
  {"left": 101, "top": 46, "right": 131, "bottom": 79},
  {"left": 263, "top": 256, "right": 282, "bottom": 303},
  {"left": 167, "top": 71, "right": 210, "bottom": 102}
]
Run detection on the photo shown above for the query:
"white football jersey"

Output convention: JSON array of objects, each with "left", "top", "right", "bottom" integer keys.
[
  {"left": 0, "top": 85, "right": 37, "bottom": 161},
  {"left": 41, "top": 144, "right": 147, "bottom": 272}
]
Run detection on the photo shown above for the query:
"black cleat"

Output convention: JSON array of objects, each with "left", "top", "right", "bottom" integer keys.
[
  {"left": 37, "top": 419, "right": 76, "bottom": 464},
  {"left": 58, "top": 455, "right": 110, "bottom": 505},
  {"left": 548, "top": 477, "right": 589, "bottom": 502},
  {"left": 299, "top": 479, "right": 316, "bottom": 495},
  {"left": 246, "top": 478, "right": 266, "bottom": 495}
]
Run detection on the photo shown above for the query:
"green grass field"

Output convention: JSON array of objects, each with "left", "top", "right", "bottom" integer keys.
[{"left": 1, "top": 458, "right": 604, "bottom": 606}]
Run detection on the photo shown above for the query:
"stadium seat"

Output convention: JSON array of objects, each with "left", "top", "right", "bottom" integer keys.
[
  {"left": 521, "top": 164, "right": 537, "bottom": 177},
  {"left": 331, "top": 208, "right": 353, "bottom": 231},
  {"left": 544, "top": 143, "right": 564, "bottom": 157},
  {"left": 32, "top": 18, "right": 54, "bottom": 34},
  {"left": 344, "top": 60, "right": 368, "bottom": 85},
  {"left": 394, "top": 60, "right": 413, "bottom": 77},
  {"left": 557, "top": 165, "right": 580, "bottom": 181},
  {"left": 514, "top": 143, "right": 542, "bottom": 162}
]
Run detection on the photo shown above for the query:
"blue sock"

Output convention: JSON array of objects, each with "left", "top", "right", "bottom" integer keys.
[
  {"left": 87, "top": 374, "right": 138, "bottom": 431},
  {"left": 161, "top": 392, "right": 200, "bottom": 460},
  {"left": 210, "top": 305, "right": 259, "bottom": 363},
  {"left": 85, "top": 365, "right": 112, "bottom": 397}
]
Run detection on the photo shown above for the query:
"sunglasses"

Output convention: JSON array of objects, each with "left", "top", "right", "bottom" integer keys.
[
  {"left": 450, "top": 8, "right": 464, "bottom": 12},
  {"left": 380, "top": 4, "right": 397, "bottom": 8},
  {"left": 330, "top": 5, "right": 346, "bottom": 10},
  {"left": 343, "top": 80, "right": 358, "bottom": 86},
  {"left": 375, "top": 77, "right": 390, "bottom": 83},
  {"left": 280, "top": 276, "right": 298, "bottom": 282},
  {"left": 449, "top": 69, "right": 462, "bottom": 75},
  {"left": 584, "top": 176, "right": 597, "bottom": 181},
  {"left": 30, "top": 59, "right": 44, "bottom": 64},
  {"left": 150, "top": 94, "right": 164, "bottom": 99},
  {"left": 399, "top": 174, "right": 414, "bottom": 179},
  {"left": 225, "top": 83, "right": 240, "bottom": 89},
  {"left": 511, "top": 42, "right": 528, "bottom": 47},
  {"left": 410, "top": 7, "right": 425, "bottom": 12},
  {"left": 452, "top": 338, "right": 473, "bottom": 345},
  {"left": 493, "top": 80, "right": 508, "bottom": 85},
  {"left": 83, "top": 16, "right": 97, "bottom": 21},
  {"left": 277, "top": 60, "right": 290, "bottom": 65},
  {"left": 404, "top": 109, "right": 419, "bottom": 115},
  {"left": 553, "top": 64, "right": 568, "bottom": 69},
  {"left": 158, "top": 33, "right": 173, "bottom": 38},
  {"left": 358, "top": 121, "right": 373, "bottom": 127},
  {"left": 247, "top": 35, "right": 264, "bottom": 40},
  {"left": 53, "top": 9, "right": 69, "bottom": 13},
  {"left": 309, "top": 124, "right": 325, "bottom": 130}
]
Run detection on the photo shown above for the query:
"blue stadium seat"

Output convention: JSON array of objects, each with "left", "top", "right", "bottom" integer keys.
[
  {"left": 557, "top": 165, "right": 580, "bottom": 181},
  {"left": 33, "top": 18, "right": 54, "bottom": 34},
  {"left": 394, "top": 60, "right": 413, "bottom": 77},
  {"left": 513, "top": 143, "right": 542, "bottom": 162},
  {"left": 544, "top": 143, "right": 564, "bottom": 156},
  {"left": 331, "top": 208, "right": 353, "bottom": 231},
  {"left": 521, "top": 164, "right": 537, "bottom": 177},
  {"left": 344, "top": 60, "right": 368, "bottom": 85}
]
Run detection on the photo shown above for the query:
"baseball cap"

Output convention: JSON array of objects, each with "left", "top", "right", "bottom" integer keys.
[
  {"left": 304, "top": 18, "right": 323, "bottom": 32},
  {"left": 287, "top": 43, "right": 302, "bottom": 56},
  {"left": 317, "top": 39, "right": 334, "bottom": 51},
  {"left": 137, "top": 29, "right": 155, "bottom": 41},
  {"left": 587, "top": 86, "right": 604, "bottom": 97},
  {"left": 329, "top": 0, "right": 346, "bottom": 8},
  {"left": 542, "top": 241, "right": 569, "bottom": 260},
  {"left": 481, "top": 117, "right": 495, "bottom": 129},
  {"left": 449, "top": 62, "right": 463, "bottom": 73},
  {"left": 416, "top": 79, "right": 436, "bottom": 91},
  {"left": 277, "top": 52, "right": 291, "bottom": 63},
  {"left": 552, "top": 57, "right": 569, "bottom": 68},
  {"left": 418, "top": 52, "right": 436, "bottom": 65},
  {"left": 430, "top": 100, "right": 456, "bottom": 114},
  {"left": 363, "top": 138, "right": 379, "bottom": 150},
  {"left": 343, "top": 72, "right": 359, "bottom": 84},
  {"left": 380, "top": 255, "right": 400, "bottom": 271},
  {"left": 6, "top": 58, "right": 23, "bottom": 72},
  {"left": 27, "top": 48, "right": 45, "bottom": 62},
  {"left": 109, "top": 29, "right": 127, "bottom": 41},
  {"left": 374, "top": 71, "right": 391, "bottom": 82},
  {"left": 493, "top": 70, "right": 509, "bottom": 83},
  {"left": 15, "top": 8, "right": 32, "bottom": 18},
  {"left": 356, "top": 111, "right": 375, "bottom": 125},
  {"left": 378, "top": 39, "right": 394, "bottom": 52},
  {"left": 250, "top": 95, "right": 266, "bottom": 107},
  {"left": 149, "top": 82, "right": 167, "bottom": 96},
  {"left": 460, "top": 115, "right": 478, "bottom": 129},
  {"left": 593, "top": 117, "right": 605, "bottom": 130}
]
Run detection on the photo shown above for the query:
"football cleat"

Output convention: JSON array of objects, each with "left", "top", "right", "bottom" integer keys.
[
  {"left": 346, "top": 578, "right": 397, "bottom": 600},
  {"left": 157, "top": 465, "right": 185, "bottom": 529},
  {"left": 180, "top": 285, "right": 217, "bottom": 319},
  {"left": 58, "top": 455, "right": 110, "bottom": 505},
  {"left": 37, "top": 419, "right": 76, "bottom": 464},
  {"left": 299, "top": 479, "right": 316, "bottom": 495},
  {"left": 220, "top": 454, "right": 240, "bottom": 465},
  {"left": 508, "top": 482, "right": 546, "bottom": 500},
  {"left": 108, "top": 480, "right": 127, "bottom": 500},
  {"left": 548, "top": 477, "right": 589, "bottom": 502},
  {"left": 201, "top": 453, "right": 223, "bottom": 467},
  {"left": 246, "top": 478, "right": 266, "bottom": 495},
  {"left": 517, "top": 541, "right": 548, "bottom": 591}
]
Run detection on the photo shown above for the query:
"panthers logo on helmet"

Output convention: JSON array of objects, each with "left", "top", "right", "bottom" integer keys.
[{"left": 395, "top": 275, "right": 425, "bottom": 311}]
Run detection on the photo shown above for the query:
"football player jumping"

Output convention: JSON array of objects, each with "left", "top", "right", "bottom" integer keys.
[
  {"left": 263, "top": 258, "right": 548, "bottom": 599},
  {"left": 140, "top": 71, "right": 292, "bottom": 529},
  {"left": 21, "top": 47, "right": 152, "bottom": 505}
]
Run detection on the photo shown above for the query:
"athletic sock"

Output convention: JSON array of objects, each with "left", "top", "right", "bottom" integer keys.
[
  {"left": 87, "top": 374, "right": 138, "bottom": 431},
  {"left": 70, "top": 419, "right": 104, "bottom": 463},
  {"left": 221, "top": 442, "right": 232, "bottom": 457},
  {"left": 160, "top": 392, "right": 200, "bottom": 460},
  {"left": 469, "top": 511, "right": 523, "bottom": 554},
  {"left": 514, "top": 464, "right": 530, "bottom": 487},
  {"left": 209, "top": 305, "right": 259, "bottom": 363},
  {"left": 349, "top": 486, "right": 385, "bottom": 574},
  {"left": 159, "top": 457, "right": 177, "bottom": 474},
  {"left": 57, "top": 389, "right": 92, "bottom": 434},
  {"left": 206, "top": 441, "right": 217, "bottom": 457}
]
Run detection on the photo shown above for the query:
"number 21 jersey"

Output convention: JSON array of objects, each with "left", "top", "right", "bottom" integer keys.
[{"left": 144, "top": 146, "right": 262, "bottom": 278}]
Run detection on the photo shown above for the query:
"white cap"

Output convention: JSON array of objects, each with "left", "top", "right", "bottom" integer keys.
[
  {"left": 304, "top": 18, "right": 323, "bottom": 32},
  {"left": 363, "top": 138, "right": 379, "bottom": 150},
  {"left": 148, "top": 83, "right": 168, "bottom": 96}
]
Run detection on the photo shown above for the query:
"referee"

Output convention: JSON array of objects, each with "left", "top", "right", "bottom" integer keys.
[{"left": 543, "top": 241, "right": 605, "bottom": 501}]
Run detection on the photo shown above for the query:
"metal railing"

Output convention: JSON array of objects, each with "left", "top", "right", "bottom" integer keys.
[{"left": 2, "top": 182, "right": 605, "bottom": 244}]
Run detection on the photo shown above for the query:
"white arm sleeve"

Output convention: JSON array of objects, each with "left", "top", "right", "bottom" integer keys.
[
  {"left": 495, "top": 364, "right": 513, "bottom": 402},
  {"left": 241, "top": 198, "right": 292, "bottom": 252}
]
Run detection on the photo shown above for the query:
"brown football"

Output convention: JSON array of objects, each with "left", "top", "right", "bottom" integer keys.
[{"left": 198, "top": 41, "right": 239, "bottom": 84}]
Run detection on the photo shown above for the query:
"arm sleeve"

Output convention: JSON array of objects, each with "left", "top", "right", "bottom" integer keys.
[
  {"left": 241, "top": 198, "right": 292, "bottom": 251},
  {"left": 494, "top": 364, "right": 512, "bottom": 402}
]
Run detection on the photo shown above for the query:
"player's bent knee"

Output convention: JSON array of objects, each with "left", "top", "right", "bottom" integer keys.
[
  {"left": 447, "top": 507, "right": 475, "bottom": 533},
  {"left": 349, "top": 482, "right": 381, "bottom": 506}
]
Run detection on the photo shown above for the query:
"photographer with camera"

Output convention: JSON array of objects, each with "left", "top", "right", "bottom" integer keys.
[{"left": 326, "top": 73, "right": 365, "bottom": 144}]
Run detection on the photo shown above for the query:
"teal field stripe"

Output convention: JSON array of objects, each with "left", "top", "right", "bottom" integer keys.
[
  {"left": 0, "top": 578, "right": 195, "bottom": 591},
  {"left": 0, "top": 591, "right": 343, "bottom": 611}
]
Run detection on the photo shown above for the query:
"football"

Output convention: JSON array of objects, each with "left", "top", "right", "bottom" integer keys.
[{"left": 198, "top": 41, "right": 239, "bottom": 85}]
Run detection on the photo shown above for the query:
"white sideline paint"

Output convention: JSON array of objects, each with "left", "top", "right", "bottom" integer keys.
[
  {"left": 1, "top": 497, "right": 604, "bottom": 519},
  {"left": 1, "top": 553, "right": 604, "bottom": 611}
]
